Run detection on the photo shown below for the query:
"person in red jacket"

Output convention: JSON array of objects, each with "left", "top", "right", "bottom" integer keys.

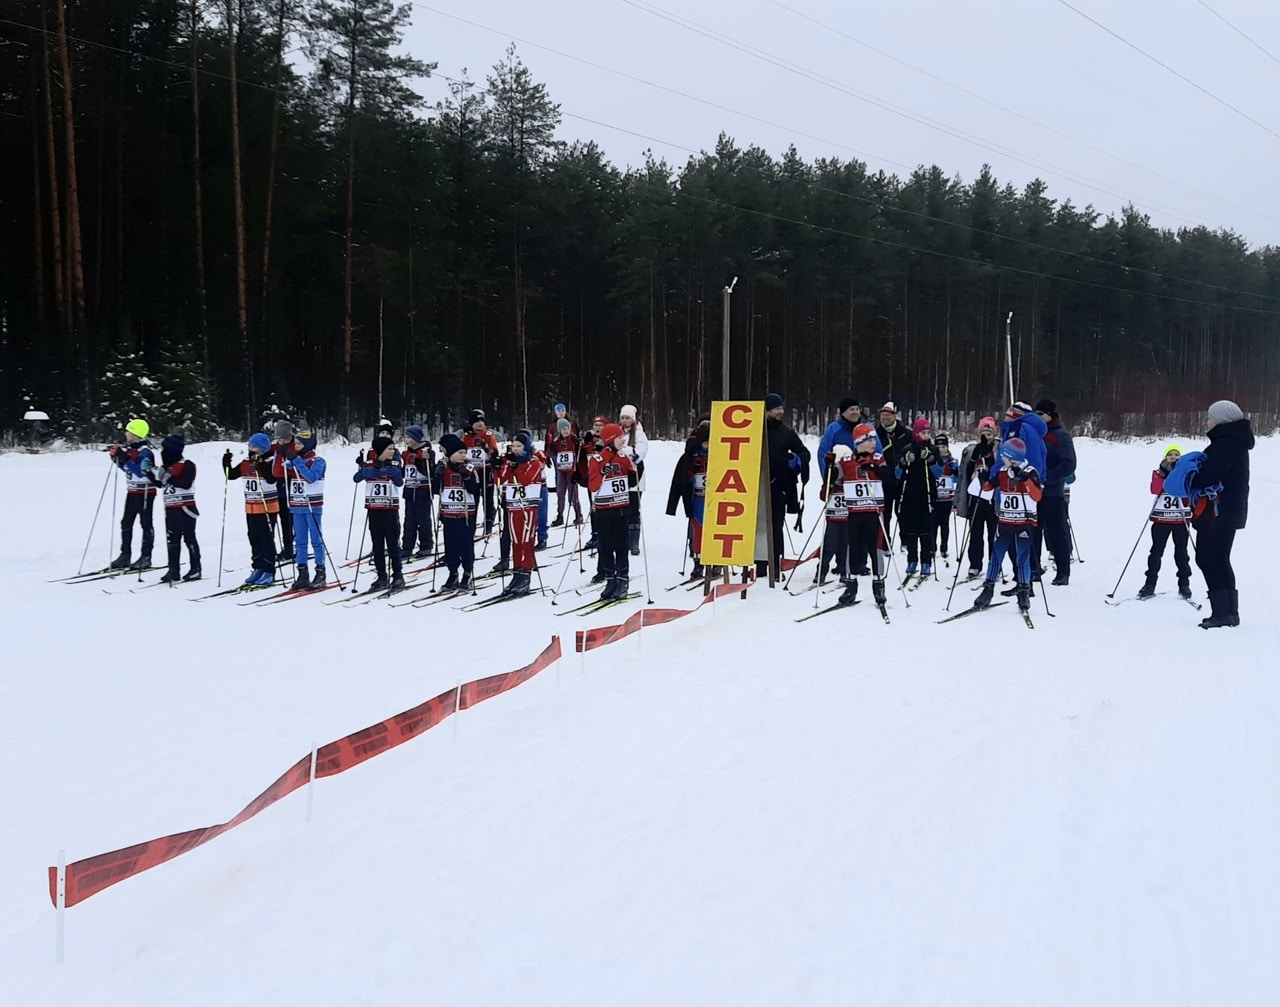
[
  {"left": 494, "top": 431, "right": 545, "bottom": 597},
  {"left": 1140, "top": 445, "right": 1193, "bottom": 600},
  {"left": 547, "top": 417, "right": 582, "bottom": 527},
  {"left": 583, "top": 422, "right": 637, "bottom": 600},
  {"left": 974, "top": 437, "right": 1043, "bottom": 614},
  {"left": 151, "top": 434, "right": 201, "bottom": 583},
  {"left": 463, "top": 409, "right": 500, "bottom": 535}
]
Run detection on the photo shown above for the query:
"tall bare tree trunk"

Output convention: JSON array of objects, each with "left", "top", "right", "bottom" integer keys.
[
  {"left": 260, "top": 0, "right": 288, "bottom": 338},
  {"left": 226, "top": 0, "right": 254, "bottom": 422},
  {"left": 54, "top": 0, "right": 87, "bottom": 338},
  {"left": 41, "top": 9, "right": 66, "bottom": 334},
  {"left": 342, "top": 43, "right": 357, "bottom": 418},
  {"left": 30, "top": 62, "right": 47, "bottom": 329},
  {"left": 191, "top": 0, "right": 210, "bottom": 371}
]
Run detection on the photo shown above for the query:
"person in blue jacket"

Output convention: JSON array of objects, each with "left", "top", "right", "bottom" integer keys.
[
  {"left": 274, "top": 425, "right": 328, "bottom": 590},
  {"left": 999, "top": 401, "right": 1048, "bottom": 579},
  {"left": 817, "top": 397, "right": 863, "bottom": 483}
]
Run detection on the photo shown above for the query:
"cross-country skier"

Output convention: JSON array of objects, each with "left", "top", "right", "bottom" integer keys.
[
  {"left": 896, "top": 417, "right": 939, "bottom": 576},
  {"left": 152, "top": 434, "right": 201, "bottom": 583},
  {"left": 930, "top": 433, "right": 958, "bottom": 563},
  {"left": 108, "top": 418, "right": 157, "bottom": 570},
  {"left": 463, "top": 409, "right": 500, "bottom": 535},
  {"left": 400, "top": 425, "right": 435, "bottom": 560},
  {"left": 876, "top": 401, "right": 914, "bottom": 541},
  {"left": 974, "top": 437, "right": 1042, "bottom": 616},
  {"left": 274, "top": 425, "right": 327, "bottom": 590},
  {"left": 494, "top": 431, "right": 545, "bottom": 597},
  {"left": 353, "top": 435, "right": 405, "bottom": 593},
  {"left": 548, "top": 417, "right": 583, "bottom": 527},
  {"left": 830, "top": 424, "right": 890, "bottom": 609},
  {"left": 956, "top": 416, "right": 1000, "bottom": 579},
  {"left": 223, "top": 432, "right": 280, "bottom": 586},
  {"left": 583, "top": 422, "right": 637, "bottom": 601},
  {"left": 433, "top": 433, "right": 481, "bottom": 591},
  {"left": 1139, "top": 445, "right": 1193, "bottom": 601},
  {"left": 619, "top": 405, "right": 649, "bottom": 556},
  {"left": 667, "top": 414, "right": 710, "bottom": 578}
]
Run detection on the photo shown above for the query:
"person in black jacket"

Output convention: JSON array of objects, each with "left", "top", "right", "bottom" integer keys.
[
  {"left": 765, "top": 393, "right": 811, "bottom": 578},
  {"left": 1191, "top": 400, "right": 1253, "bottom": 628},
  {"left": 875, "top": 401, "right": 914, "bottom": 542},
  {"left": 1036, "top": 399, "right": 1077, "bottom": 585},
  {"left": 667, "top": 415, "right": 711, "bottom": 577}
]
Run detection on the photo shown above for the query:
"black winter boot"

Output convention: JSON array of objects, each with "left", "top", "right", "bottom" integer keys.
[
  {"left": 838, "top": 579, "right": 858, "bottom": 606},
  {"left": 309, "top": 565, "right": 327, "bottom": 590},
  {"left": 1178, "top": 579, "right": 1193, "bottom": 600},
  {"left": 110, "top": 552, "right": 131, "bottom": 570},
  {"left": 628, "top": 525, "right": 641, "bottom": 556},
  {"left": 975, "top": 581, "right": 995, "bottom": 609},
  {"left": 503, "top": 570, "right": 531, "bottom": 597},
  {"left": 129, "top": 554, "right": 152, "bottom": 571},
  {"left": 1199, "top": 589, "right": 1237, "bottom": 629},
  {"left": 182, "top": 565, "right": 202, "bottom": 582},
  {"left": 1016, "top": 584, "right": 1031, "bottom": 611},
  {"left": 442, "top": 570, "right": 460, "bottom": 591},
  {"left": 1138, "top": 574, "right": 1157, "bottom": 599},
  {"left": 390, "top": 573, "right": 406, "bottom": 593},
  {"left": 290, "top": 565, "right": 310, "bottom": 591},
  {"left": 872, "top": 579, "right": 887, "bottom": 607}
]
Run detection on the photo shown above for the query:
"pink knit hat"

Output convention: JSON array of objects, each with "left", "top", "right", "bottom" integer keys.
[
  {"left": 978, "top": 416, "right": 998, "bottom": 432},
  {"left": 912, "top": 417, "right": 932, "bottom": 434}
]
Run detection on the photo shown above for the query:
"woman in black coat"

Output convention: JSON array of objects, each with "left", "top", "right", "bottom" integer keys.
[{"left": 1190, "top": 400, "right": 1254, "bottom": 628}]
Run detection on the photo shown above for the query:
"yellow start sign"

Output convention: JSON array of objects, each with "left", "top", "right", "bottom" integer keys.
[{"left": 700, "top": 400, "right": 768, "bottom": 567}]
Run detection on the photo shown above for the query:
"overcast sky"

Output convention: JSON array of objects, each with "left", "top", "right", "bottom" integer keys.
[{"left": 402, "top": 0, "right": 1280, "bottom": 247}]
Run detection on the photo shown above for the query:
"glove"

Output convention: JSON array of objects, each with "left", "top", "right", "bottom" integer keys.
[
  {"left": 1158, "top": 459, "right": 1173, "bottom": 475},
  {"left": 1066, "top": 473, "right": 1076, "bottom": 485},
  {"left": 902, "top": 450, "right": 917, "bottom": 467},
  {"left": 109, "top": 445, "right": 121, "bottom": 459},
  {"left": 222, "top": 450, "right": 233, "bottom": 472},
  {"left": 140, "top": 455, "right": 154, "bottom": 473},
  {"left": 154, "top": 467, "right": 172, "bottom": 485},
  {"left": 788, "top": 454, "right": 802, "bottom": 473},
  {"left": 832, "top": 444, "right": 853, "bottom": 462},
  {"left": 356, "top": 451, "right": 366, "bottom": 467}
]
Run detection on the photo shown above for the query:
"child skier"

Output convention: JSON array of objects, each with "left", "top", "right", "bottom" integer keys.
[
  {"left": 433, "top": 434, "right": 481, "bottom": 591},
  {"left": 577, "top": 415, "right": 608, "bottom": 555},
  {"left": 400, "top": 425, "right": 435, "bottom": 560},
  {"left": 1140, "top": 445, "right": 1193, "bottom": 600},
  {"left": 827, "top": 426, "right": 891, "bottom": 608},
  {"left": 931, "top": 433, "right": 958, "bottom": 563},
  {"left": 108, "top": 418, "right": 157, "bottom": 570},
  {"left": 152, "top": 434, "right": 201, "bottom": 583},
  {"left": 817, "top": 446, "right": 851, "bottom": 586},
  {"left": 495, "top": 431, "right": 545, "bottom": 597},
  {"left": 268, "top": 420, "right": 295, "bottom": 561},
  {"left": 275, "top": 425, "right": 327, "bottom": 590},
  {"left": 957, "top": 417, "right": 1000, "bottom": 579},
  {"left": 463, "top": 409, "right": 500, "bottom": 535},
  {"left": 584, "top": 422, "right": 637, "bottom": 600},
  {"left": 974, "top": 438, "right": 1042, "bottom": 615},
  {"left": 223, "top": 432, "right": 280, "bottom": 586},
  {"left": 548, "top": 417, "right": 583, "bottom": 527},
  {"left": 896, "top": 417, "right": 939, "bottom": 577},
  {"left": 353, "top": 435, "right": 406, "bottom": 593}
]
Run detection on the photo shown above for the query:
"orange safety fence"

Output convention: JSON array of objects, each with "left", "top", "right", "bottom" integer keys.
[
  {"left": 575, "top": 577, "right": 755, "bottom": 653},
  {"left": 49, "top": 637, "right": 563, "bottom": 908}
]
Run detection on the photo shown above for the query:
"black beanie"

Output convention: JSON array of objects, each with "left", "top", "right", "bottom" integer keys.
[
  {"left": 837, "top": 396, "right": 860, "bottom": 414},
  {"left": 440, "top": 433, "right": 465, "bottom": 456},
  {"left": 764, "top": 392, "right": 784, "bottom": 411},
  {"left": 371, "top": 436, "right": 393, "bottom": 457},
  {"left": 1034, "top": 398, "right": 1059, "bottom": 418}
]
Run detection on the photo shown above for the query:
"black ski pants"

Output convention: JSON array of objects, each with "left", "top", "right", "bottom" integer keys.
[
  {"left": 401, "top": 487, "right": 434, "bottom": 555},
  {"left": 595, "top": 506, "right": 630, "bottom": 581},
  {"left": 270, "top": 506, "right": 294, "bottom": 560},
  {"left": 164, "top": 507, "right": 199, "bottom": 576},
  {"left": 966, "top": 498, "right": 998, "bottom": 571},
  {"left": 847, "top": 514, "right": 885, "bottom": 579},
  {"left": 247, "top": 512, "right": 276, "bottom": 574},
  {"left": 121, "top": 491, "right": 156, "bottom": 560},
  {"left": 1146, "top": 522, "right": 1192, "bottom": 585},
  {"left": 820, "top": 520, "right": 849, "bottom": 581},
  {"left": 442, "top": 514, "right": 476, "bottom": 574},
  {"left": 1194, "top": 520, "right": 1238, "bottom": 593},
  {"left": 932, "top": 503, "right": 953, "bottom": 555},
  {"left": 1039, "top": 495, "right": 1072, "bottom": 573},
  {"left": 366, "top": 509, "right": 403, "bottom": 581}
]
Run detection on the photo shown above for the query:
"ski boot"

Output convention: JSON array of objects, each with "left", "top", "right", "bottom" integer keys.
[
  {"left": 491, "top": 557, "right": 510, "bottom": 574},
  {"left": 905, "top": 562, "right": 918, "bottom": 575},
  {"left": 109, "top": 552, "right": 131, "bottom": 571},
  {"left": 872, "top": 579, "right": 887, "bottom": 607},
  {"left": 159, "top": 569, "right": 181, "bottom": 584},
  {"left": 457, "top": 571, "right": 473, "bottom": 592},
  {"left": 130, "top": 554, "right": 152, "bottom": 571},
  {"left": 1016, "top": 584, "right": 1031, "bottom": 612},
  {"left": 1137, "top": 574, "right": 1157, "bottom": 599},
  {"left": 243, "top": 570, "right": 261, "bottom": 586},
  {"left": 309, "top": 565, "right": 327, "bottom": 590},
  {"left": 966, "top": 566, "right": 982, "bottom": 581},
  {"left": 691, "top": 563, "right": 705, "bottom": 579},
  {"left": 290, "top": 565, "right": 311, "bottom": 591},
  {"left": 974, "top": 581, "right": 995, "bottom": 609},
  {"left": 1178, "top": 579, "right": 1193, "bottom": 600},
  {"left": 367, "top": 577, "right": 389, "bottom": 593},
  {"left": 921, "top": 562, "right": 932, "bottom": 577},
  {"left": 182, "top": 565, "right": 202, "bottom": 582},
  {"left": 838, "top": 579, "right": 858, "bottom": 606},
  {"left": 502, "top": 570, "right": 532, "bottom": 597},
  {"left": 442, "top": 570, "right": 460, "bottom": 591},
  {"left": 390, "top": 573, "right": 406, "bottom": 593},
  {"left": 551, "top": 515, "right": 565, "bottom": 528}
]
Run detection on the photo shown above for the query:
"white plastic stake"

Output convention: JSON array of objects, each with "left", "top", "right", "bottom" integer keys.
[
  {"left": 453, "top": 680, "right": 462, "bottom": 742},
  {"left": 55, "top": 849, "right": 66, "bottom": 964},
  {"left": 305, "top": 743, "right": 318, "bottom": 822}
]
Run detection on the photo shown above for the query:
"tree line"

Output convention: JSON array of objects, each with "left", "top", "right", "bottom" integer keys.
[{"left": 2, "top": 0, "right": 1279, "bottom": 441}]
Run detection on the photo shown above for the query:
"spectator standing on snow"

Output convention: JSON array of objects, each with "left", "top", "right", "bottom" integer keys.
[
  {"left": 1035, "top": 399, "right": 1077, "bottom": 586},
  {"left": 1189, "top": 400, "right": 1254, "bottom": 629}
]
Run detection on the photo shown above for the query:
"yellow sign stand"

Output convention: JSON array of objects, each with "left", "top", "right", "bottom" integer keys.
[{"left": 701, "top": 401, "right": 770, "bottom": 569}]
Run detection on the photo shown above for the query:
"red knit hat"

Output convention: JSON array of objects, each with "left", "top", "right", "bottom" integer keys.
[{"left": 601, "top": 423, "right": 624, "bottom": 443}]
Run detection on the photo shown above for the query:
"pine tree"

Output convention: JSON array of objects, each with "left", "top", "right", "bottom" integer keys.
[
  {"left": 97, "top": 347, "right": 161, "bottom": 441},
  {"left": 152, "top": 340, "right": 220, "bottom": 440}
]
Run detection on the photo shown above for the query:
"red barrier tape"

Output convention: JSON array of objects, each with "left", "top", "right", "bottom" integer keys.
[
  {"left": 780, "top": 547, "right": 820, "bottom": 572},
  {"left": 50, "top": 637, "right": 562, "bottom": 908},
  {"left": 575, "top": 578, "right": 754, "bottom": 653}
]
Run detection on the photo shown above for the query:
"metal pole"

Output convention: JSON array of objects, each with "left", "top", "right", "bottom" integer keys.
[
  {"left": 722, "top": 276, "right": 738, "bottom": 399},
  {"left": 305, "top": 743, "right": 318, "bottom": 822},
  {"left": 55, "top": 848, "right": 66, "bottom": 963},
  {"left": 1005, "top": 311, "right": 1015, "bottom": 403}
]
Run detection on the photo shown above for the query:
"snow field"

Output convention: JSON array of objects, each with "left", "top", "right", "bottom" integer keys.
[{"left": 1, "top": 433, "right": 1278, "bottom": 1005}]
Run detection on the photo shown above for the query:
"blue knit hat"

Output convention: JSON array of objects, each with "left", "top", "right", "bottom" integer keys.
[
  {"left": 764, "top": 392, "right": 784, "bottom": 411},
  {"left": 406, "top": 424, "right": 425, "bottom": 444},
  {"left": 248, "top": 432, "right": 271, "bottom": 453}
]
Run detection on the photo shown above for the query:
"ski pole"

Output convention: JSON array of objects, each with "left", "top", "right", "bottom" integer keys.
[
  {"left": 880, "top": 509, "right": 910, "bottom": 608},
  {"left": 945, "top": 515, "right": 975, "bottom": 611},
  {"left": 217, "top": 468, "right": 229, "bottom": 588},
  {"left": 784, "top": 463, "right": 833, "bottom": 592},
  {"left": 639, "top": 510, "right": 654, "bottom": 604},
  {"left": 109, "top": 465, "right": 118, "bottom": 567},
  {"left": 679, "top": 517, "right": 689, "bottom": 577},
  {"left": 1069, "top": 514, "right": 1085, "bottom": 563},
  {"left": 79, "top": 458, "right": 115, "bottom": 575},
  {"left": 350, "top": 511, "right": 369, "bottom": 593},
  {"left": 1107, "top": 502, "right": 1159, "bottom": 598},
  {"left": 345, "top": 480, "right": 358, "bottom": 559}
]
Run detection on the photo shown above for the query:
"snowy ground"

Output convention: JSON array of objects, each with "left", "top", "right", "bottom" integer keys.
[{"left": 2, "top": 434, "right": 1278, "bottom": 1006}]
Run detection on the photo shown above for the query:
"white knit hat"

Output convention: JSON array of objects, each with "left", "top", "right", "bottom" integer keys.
[
  {"left": 620, "top": 404, "right": 638, "bottom": 421},
  {"left": 1207, "top": 400, "right": 1244, "bottom": 425}
]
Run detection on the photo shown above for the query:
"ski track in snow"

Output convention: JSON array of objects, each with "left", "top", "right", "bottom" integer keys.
[{"left": 1, "top": 434, "right": 1279, "bottom": 1005}]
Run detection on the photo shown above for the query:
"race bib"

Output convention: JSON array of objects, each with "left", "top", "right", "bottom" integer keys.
[
  {"left": 440, "top": 487, "right": 473, "bottom": 515},
  {"left": 594, "top": 476, "right": 629, "bottom": 508},
  {"left": 937, "top": 475, "right": 957, "bottom": 501},
  {"left": 504, "top": 482, "right": 543, "bottom": 506},
  {"left": 998, "top": 490, "right": 1035, "bottom": 523},
  {"left": 844, "top": 480, "right": 884, "bottom": 501},
  {"left": 825, "top": 493, "right": 848, "bottom": 519},
  {"left": 555, "top": 451, "right": 574, "bottom": 471},
  {"left": 365, "top": 478, "right": 400, "bottom": 507},
  {"left": 693, "top": 472, "right": 707, "bottom": 496},
  {"left": 1151, "top": 493, "right": 1190, "bottom": 522},
  {"left": 467, "top": 446, "right": 488, "bottom": 467}
]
